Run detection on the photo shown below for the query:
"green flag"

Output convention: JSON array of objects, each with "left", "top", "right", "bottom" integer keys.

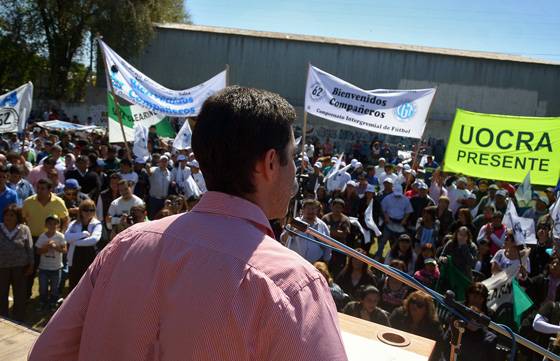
[
  {"left": 436, "top": 256, "right": 472, "bottom": 302},
  {"left": 107, "top": 93, "right": 176, "bottom": 143},
  {"left": 512, "top": 278, "right": 533, "bottom": 330}
]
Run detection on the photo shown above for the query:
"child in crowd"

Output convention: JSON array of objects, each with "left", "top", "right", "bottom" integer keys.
[{"left": 35, "top": 214, "right": 67, "bottom": 310}]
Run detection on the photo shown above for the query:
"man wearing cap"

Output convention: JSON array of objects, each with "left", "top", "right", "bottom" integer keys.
[
  {"left": 7, "top": 165, "right": 34, "bottom": 206},
  {"left": 447, "top": 177, "right": 472, "bottom": 216},
  {"left": 117, "top": 158, "right": 139, "bottom": 190},
  {"left": 148, "top": 156, "right": 172, "bottom": 219},
  {"left": 494, "top": 189, "right": 509, "bottom": 214},
  {"left": 188, "top": 160, "right": 207, "bottom": 194},
  {"left": 57, "top": 179, "right": 90, "bottom": 220},
  {"left": 477, "top": 184, "right": 499, "bottom": 216},
  {"left": 305, "top": 161, "right": 324, "bottom": 195},
  {"left": 31, "top": 87, "right": 347, "bottom": 360},
  {"left": 108, "top": 180, "right": 145, "bottom": 237},
  {"left": 378, "top": 163, "right": 398, "bottom": 192},
  {"left": 379, "top": 186, "right": 413, "bottom": 259},
  {"left": 374, "top": 157, "right": 386, "bottom": 178},
  {"left": 522, "top": 196, "right": 550, "bottom": 226},
  {"left": 409, "top": 181, "right": 435, "bottom": 229}
]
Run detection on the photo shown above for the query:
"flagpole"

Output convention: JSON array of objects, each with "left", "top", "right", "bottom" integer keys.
[
  {"left": 225, "top": 64, "right": 230, "bottom": 86},
  {"left": 97, "top": 37, "right": 132, "bottom": 160},
  {"left": 300, "top": 63, "right": 312, "bottom": 173},
  {"left": 405, "top": 87, "right": 438, "bottom": 192}
]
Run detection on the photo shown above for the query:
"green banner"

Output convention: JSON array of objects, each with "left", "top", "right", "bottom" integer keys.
[
  {"left": 444, "top": 109, "right": 560, "bottom": 186},
  {"left": 107, "top": 93, "right": 176, "bottom": 143}
]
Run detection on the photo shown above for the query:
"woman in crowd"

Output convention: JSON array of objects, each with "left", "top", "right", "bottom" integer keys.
[
  {"left": 415, "top": 206, "right": 440, "bottom": 249},
  {"left": 491, "top": 229, "right": 531, "bottom": 276},
  {"left": 316, "top": 186, "right": 330, "bottom": 217},
  {"left": 384, "top": 234, "right": 417, "bottom": 275},
  {"left": 0, "top": 205, "right": 33, "bottom": 322},
  {"left": 379, "top": 259, "right": 410, "bottom": 313},
  {"left": 389, "top": 291, "right": 444, "bottom": 359},
  {"left": 465, "top": 282, "right": 493, "bottom": 318},
  {"left": 342, "top": 285, "right": 390, "bottom": 326},
  {"left": 529, "top": 222, "right": 552, "bottom": 277},
  {"left": 436, "top": 196, "right": 453, "bottom": 241},
  {"left": 65, "top": 199, "right": 103, "bottom": 290},
  {"left": 336, "top": 248, "right": 378, "bottom": 300},
  {"left": 474, "top": 239, "right": 493, "bottom": 280},
  {"left": 414, "top": 243, "right": 436, "bottom": 272},
  {"left": 440, "top": 226, "right": 478, "bottom": 281},
  {"left": 314, "top": 261, "right": 348, "bottom": 311},
  {"left": 449, "top": 208, "right": 477, "bottom": 238}
]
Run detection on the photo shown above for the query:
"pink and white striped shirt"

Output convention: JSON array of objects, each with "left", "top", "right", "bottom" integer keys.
[{"left": 30, "top": 191, "right": 347, "bottom": 361}]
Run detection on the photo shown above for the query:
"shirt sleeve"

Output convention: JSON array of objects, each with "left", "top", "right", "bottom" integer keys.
[
  {"left": 36, "top": 234, "right": 48, "bottom": 248},
  {"left": 56, "top": 198, "right": 70, "bottom": 219}
]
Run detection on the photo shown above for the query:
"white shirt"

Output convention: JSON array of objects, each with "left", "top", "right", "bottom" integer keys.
[
  {"left": 172, "top": 166, "right": 192, "bottom": 189},
  {"left": 490, "top": 249, "right": 531, "bottom": 274},
  {"left": 149, "top": 167, "right": 172, "bottom": 199},
  {"left": 284, "top": 217, "right": 331, "bottom": 263},
  {"left": 191, "top": 172, "right": 207, "bottom": 193},
  {"left": 378, "top": 172, "right": 398, "bottom": 192},
  {"left": 119, "top": 171, "right": 139, "bottom": 186},
  {"left": 36, "top": 231, "right": 66, "bottom": 270},
  {"left": 447, "top": 185, "right": 471, "bottom": 215},
  {"left": 108, "top": 195, "right": 145, "bottom": 225},
  {"left": 64, "top": 219, "right": 103, "bottom": 267}
]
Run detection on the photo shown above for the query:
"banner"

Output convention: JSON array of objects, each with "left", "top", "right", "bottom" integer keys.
[
  {"left": 133, "top": 123, "right": 149, "bottom": 162},
  {"left": 482, "top": 266, "right": 519, "bottom": 312},
  {"left": 173, "top": 119, "right": 192, "bottom": 150},
  {"left": 36, "top": 120, "right": 99, "bottom": 132},
  {"left": 444, "top": 109, "right": 560, "bottom": 186},
  {"left": 0, "top": 82, "right": 33, "bottom": 133},
  {"left": 304, "top": 65, "right": 436, "bottom": 139},
  {"left": 503, "top": 200, "right": 537, "bottom": 245},
  {"left": 99, "top": 39, "right": 226, "bottom": 117},
  {"left": 107, "top": 93, "right": 176, "bottom": 143}
]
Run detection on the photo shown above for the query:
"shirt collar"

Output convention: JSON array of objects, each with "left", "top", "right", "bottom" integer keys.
[{"left": 191, "top": 191, "right": 274, "bottom": 238}]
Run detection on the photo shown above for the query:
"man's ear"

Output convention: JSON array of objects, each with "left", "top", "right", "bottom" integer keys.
[{"left": 255, "top": 148, "right": 278, "bottom": 182}]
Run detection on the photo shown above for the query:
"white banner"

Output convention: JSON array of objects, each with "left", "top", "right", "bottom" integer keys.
[
  {"left": 481, "top": 266, "right": 519, "bottom": 312},
  {"left": 173, "top": 119, "right": 192, "bottom": 150},
  {"left": 98, "top": 39, "right": 226, "bottom": 117},
  {"left": 503, "top": 200, "right": 537, "bottom": 245},
  {"left": 0, "top": 82, "right": 33, "bottom": 133},
  {"left": 304, "top": 66, "right": 436, "bottom": 139},
  {"left": 36, "top": 120, "right": 99, "bottom": 132}
]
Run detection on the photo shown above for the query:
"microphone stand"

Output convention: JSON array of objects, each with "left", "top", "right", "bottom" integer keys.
[{"left": 284, "top": 219, "right": 560, "bottom": 361}]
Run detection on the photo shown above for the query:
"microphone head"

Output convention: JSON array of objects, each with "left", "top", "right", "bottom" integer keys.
[
  {"left": 445, "top": 290, "right": 456, "bottom": 301},
  {"left": 291, "top": 219, "right": 309, "bottom": 232}
]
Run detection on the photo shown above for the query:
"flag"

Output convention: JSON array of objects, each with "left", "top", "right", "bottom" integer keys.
[
  {"left": 436, "top": 256, "right": 472, "bottom": 302},
  {"left": 107, "top": 93, "right": 176, "bottom": 143},
  {"left": 365, "top": 199, "right": 382, "bottom": 237},
  {"left": 36, "top": 120, "right": 98, "bottom": 132},
  {"left": 551, "top": 194, "right": 560, "bottom": 239},
  {"left": 173, "top": 119, "right": 192, "bottom": 150},
  {"left": 503, "top": 199, "right": 537, "bottom": 245},
  {"left": 295, "top": 136, "right": 302, "bottom": 146},
  {"left": 512, "top": 278, "right": 533, "bottom": 330},
  {"left": 0, "top": 82, "right": 33, "bottom": 133},
  {"left": 133, "top": 123, "right": 149, "bottom": 162},
  {"left": 99, "top": 39, "right": 226, "bottom": 117},
  {"left": 515, "top": 172, "right": 532, "bottom": 208}
]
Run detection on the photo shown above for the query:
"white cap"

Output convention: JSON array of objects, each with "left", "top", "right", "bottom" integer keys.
[
  {"left": 340, "top": 162, "right": 346, "bottom": 167},
  {"left": 417, "top": 182, "right": 429, "bottom": 190},
  {"left": 331, "top": 156, "right": 338, "bottom": 163},
  {"left": 383, "top": 177, "right": 394, "bottom": 184},
  {"left": 354, "top": 162, "right": 363, "bottom": 169},
  {"left": 397, "top": 163, "right": 403, "bottom": 168},
  {"left": 160, "top": 155, "right": 169, "bottom": 161},
  {"left": 188, "top": 160, "right": 199, "bottom": 168},
  {"left": 351, "top": 159, "right": 358, "bottom": 167},
  {"left": 496, "top": 189, "right": 508, "bottom": 197},
  {"left": 314, "top": 162, "right": 322, "bottom": 168},
  {"left": 303, "top": 155, "right": 309, "bottom": 163},
  {"left": 346, "top": 180, "right": 357, "bottom": 187},
  {"left": 457, "top": 177, "right": 468, "bottom": 184},
  {"left": 403, "top": 164, "right": 411, "bottom": 171},
  {"left": 379, "top": 157, "right": 386, "bottom": 162}
]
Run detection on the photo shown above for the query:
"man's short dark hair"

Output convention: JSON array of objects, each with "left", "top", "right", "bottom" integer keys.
[
  {"left": 37, "top": 178, "right": 53, "bottom": 189},
  {"left": 302, "top": 199, "right": 320, "bottom": 209},
  {"left": 192, "top": 86, "right": 296, "bottom": 196},
  {"left": 332, "top": 198, "right": 345, "bottom": 207},
  {"left": 0, "top": 165, "right": 8, "bottom": 173},
  {"left": 8, "top": 164, "right": 22, "bottom": 175}
]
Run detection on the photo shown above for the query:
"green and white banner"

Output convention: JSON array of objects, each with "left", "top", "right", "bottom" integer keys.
[{"left": 107, "top": 93, "right": 176, "bottom": 143}]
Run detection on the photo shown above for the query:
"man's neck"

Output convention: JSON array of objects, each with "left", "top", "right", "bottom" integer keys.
[
  {"left": 45, "top": 230, "right": 56, "bottom": 237},
  {"left": 38, "top": 193, "right": 51, "bottom": 204},
  {"left": 303, "top": 216, "right": 316, "bottom": 224},
  {"left": 122, "top": 194, "right": 132, "bottom": 201}
]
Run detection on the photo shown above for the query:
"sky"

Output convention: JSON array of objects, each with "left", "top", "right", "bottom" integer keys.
[{"left": 185, "top": 0, "right": 560, "bottom": 62}]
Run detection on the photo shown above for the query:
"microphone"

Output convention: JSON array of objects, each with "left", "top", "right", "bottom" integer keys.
[{"left": 284, "top": 220, "right": 560, "bottom": 361}]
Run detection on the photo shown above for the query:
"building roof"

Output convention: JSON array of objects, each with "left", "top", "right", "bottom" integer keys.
[{"left": 155, "top": 23, "right": 560, "bottom": 67}]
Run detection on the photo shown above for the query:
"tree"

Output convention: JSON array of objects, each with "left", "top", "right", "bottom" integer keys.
[{"left": 0, "top": 0, "right": 191, "bottom": 101}]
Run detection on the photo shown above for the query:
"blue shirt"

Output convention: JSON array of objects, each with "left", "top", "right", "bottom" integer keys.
[
  {"left": 8, "top": 180, "right": 35, "bottom": 206},
  {"left": 0, "top": 187, "right": 19, "bottom": 222}
]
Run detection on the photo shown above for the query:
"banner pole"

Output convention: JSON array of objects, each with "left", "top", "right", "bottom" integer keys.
[
  {"left": 225, "top": 64, "right": 230, "bottom": 86},
  {"left": 404, "top": 88, "right": 438, "bottom": 192},
  {"left": 97, "top": 38, "right": 132, "bottom": 160}
]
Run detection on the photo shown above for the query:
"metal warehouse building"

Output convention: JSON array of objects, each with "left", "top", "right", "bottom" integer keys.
[{"left": 132, "top": 23, "right": 560, "bottom": 148}]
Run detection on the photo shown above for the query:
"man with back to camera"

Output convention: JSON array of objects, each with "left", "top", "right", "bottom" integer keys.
[{"left": 30, "top": 87, "right": 348, "bottom": 361}]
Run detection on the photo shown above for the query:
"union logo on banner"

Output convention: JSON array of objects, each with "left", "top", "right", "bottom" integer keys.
[{"left": 394, "top": 100, "right": 416, "bottom": 121}]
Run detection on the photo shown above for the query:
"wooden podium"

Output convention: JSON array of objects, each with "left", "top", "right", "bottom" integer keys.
[{"left": 339, "top": 313, "right": 435, "bottom": 361}]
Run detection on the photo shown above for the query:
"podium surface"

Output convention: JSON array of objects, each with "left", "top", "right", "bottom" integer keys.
[
  {"left": 339, "top": 313, "right": 435, "bottom": 361},
  {"left": 0, "top": 317, "right": 39, "bottom": 361}
]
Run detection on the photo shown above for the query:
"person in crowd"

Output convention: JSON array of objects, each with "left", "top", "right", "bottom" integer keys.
[
  {"left": 46, "top": 167, "right": 65, "bottom": 194},
  {"left": 528, "top": 222, "right": 553, "bottom": 278},
  {"left": 465, "top": 282, "right": 492, "bottom": 317},
  {"left": 440, "top": 226, "right": 478, "bottom": 281},
  {"left": 493, "top": 189, "right": 508, "bottom": 214},
  {"left": 342, "top": 285, "right": 390, "bottom": 326},
  {"left": 365, "top": 165, "right": 378, "bottom": 186},
  {"left": 378, "top": 163, "right": 398, "bottom": 192},
  {"left": 409, "top": 181, "right": 435, "bottom": 230},
  {"left": 477, "top": 211, "right": 506, "bottom": 255},
  {"left": 28, "top": 156, "right": 65, "bottom": 189},
  {"left": 449, "top": 208, "right": 477, "bottom": 238},
  {"left": 415, "top": 243, "right": 437, "bottom": 272},
  {"left": 436, "top": 196, "right": 454, "bottom": 241},
  {"left": 7, "top": 164, "right": 34, "bottom": 206},
  {"left": 322, "top": 198, "right": 352, "bottom": 275},
  {"left": 523, "top": 196, "right": 550, "bottom": 226},
  {"left": 103, "top": 146, "right": 120, "bottom": 173},
  {"left": 314, "top": 261, "right": 347, "bottom": 311},
  {"left": 447, "top": 177, "right": 472, "bottom": 216},
  {"left": 117, "top": 158, "right": 138, "bottom": 190},
  {"left": 282, "top": 199, "right": 331, "bottom": 264},
  {"left": 413, "top": 258, "right": 440, "bottom": 289},
  {"left": 64, "top": 199, "right": 102, "bottom": 291},
  {"left": 521, "top": 257, "right": 560, "bottom": 310},
  {"left": 108, "top": 180, "right": 145, "bottom": 238},
  {"left": 379, "top": 185, "right": 412, "bottom": 259},
  {"left": 341, "top": 180, "right": 360, "bottom": 217},
  {"left": 35, "top": 215, "right": 66, "bottom": 310},
  {"left": 415, "top": 206, "right": 440, "bottom": 249},
  {"left": 476, "top": 183, "right": 498, "bottom": 216},
  {"left": 491, "top": 229, "right": 530, "bottom": 275},
  {"left": 0, "top": 205, "right": 33, "bottom": 322},
  {"left": 374, "top": 157, "right": 386, "bottom": 178},
  {"left": 379, "top": 259, "right": 410, "bottom": 313},
  {"left": 148, "top": 155, "right": 171, "bottom": 219},
  {"left": 389, "top": 291, "right": 443, "bottom": 355},
  {"left": 132, "top": 158, "right": 150, "bottom": 201},
  {"left": 22, "top": 178, "right": 69, "bottom": 299},
  {"left": 422, "top": 155, "right": 439, "bottom": 186},
  {"left": 385, "top": 234, "right": 417, "bottom": 275},
  {"left": 306, "top": 162, "right": 324, "bottom": 196},
  {"left": 473, "top": 204, "right": 496, "bottom": 236},
  {"left": 188, "top": 160, "right": 207, "bottom": 194},
  {"left": 336, "top": 248, "right": 378, "bottom": 300},
  {"left": 474, "top": 239, "right": 493, "bottom": 280},
  {"left": 57, "top": 178, "right": 90, "bottom": 220},
  {"left": 0, "top": 165, "right": 19, "bottom": 221},
  {"left": 64, "top": 155, "right": 100, "bottom": 199}
]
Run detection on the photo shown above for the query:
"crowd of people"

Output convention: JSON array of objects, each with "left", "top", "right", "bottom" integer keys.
[{"left": 0, "top": 108, "right": 559, "bottom": 361}]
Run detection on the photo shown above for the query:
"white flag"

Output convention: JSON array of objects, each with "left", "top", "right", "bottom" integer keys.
[
  {"left": 99, "top": 39, "right": 226, "bottom": 117},
  {"left": 173, "top": 119, "right": 192, "bottom": 150},
  {"left": 365, "top": 199, "right": 382, "bottom": 237},
  {"left": 0, "top": 82, "right": 33, "bottom": 133},
  {"left": 133, "top": 123, "right": 150, "bottom": 162},
  {"left": 304, "top": 65, "right": 436, "bottom": 139},
  {"left": 326, "top": 153, "right": 345, "bottom": 192},
  {"left": 551, "top": 193, "right": 560, "bottom": 239},
  {"left": 515, "top": 172, "right": 532, "bottom": 208},
  {"left": 503, "top": 200, "right": 537, "bottom": 245}
]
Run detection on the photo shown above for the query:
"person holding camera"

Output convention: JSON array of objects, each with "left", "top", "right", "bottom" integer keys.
[
  {"left": 107, "top": 180, "right": 145, "bottom": 238},
  {"left": 64, "top": 200, "right": 102, "bottom": 291}
]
